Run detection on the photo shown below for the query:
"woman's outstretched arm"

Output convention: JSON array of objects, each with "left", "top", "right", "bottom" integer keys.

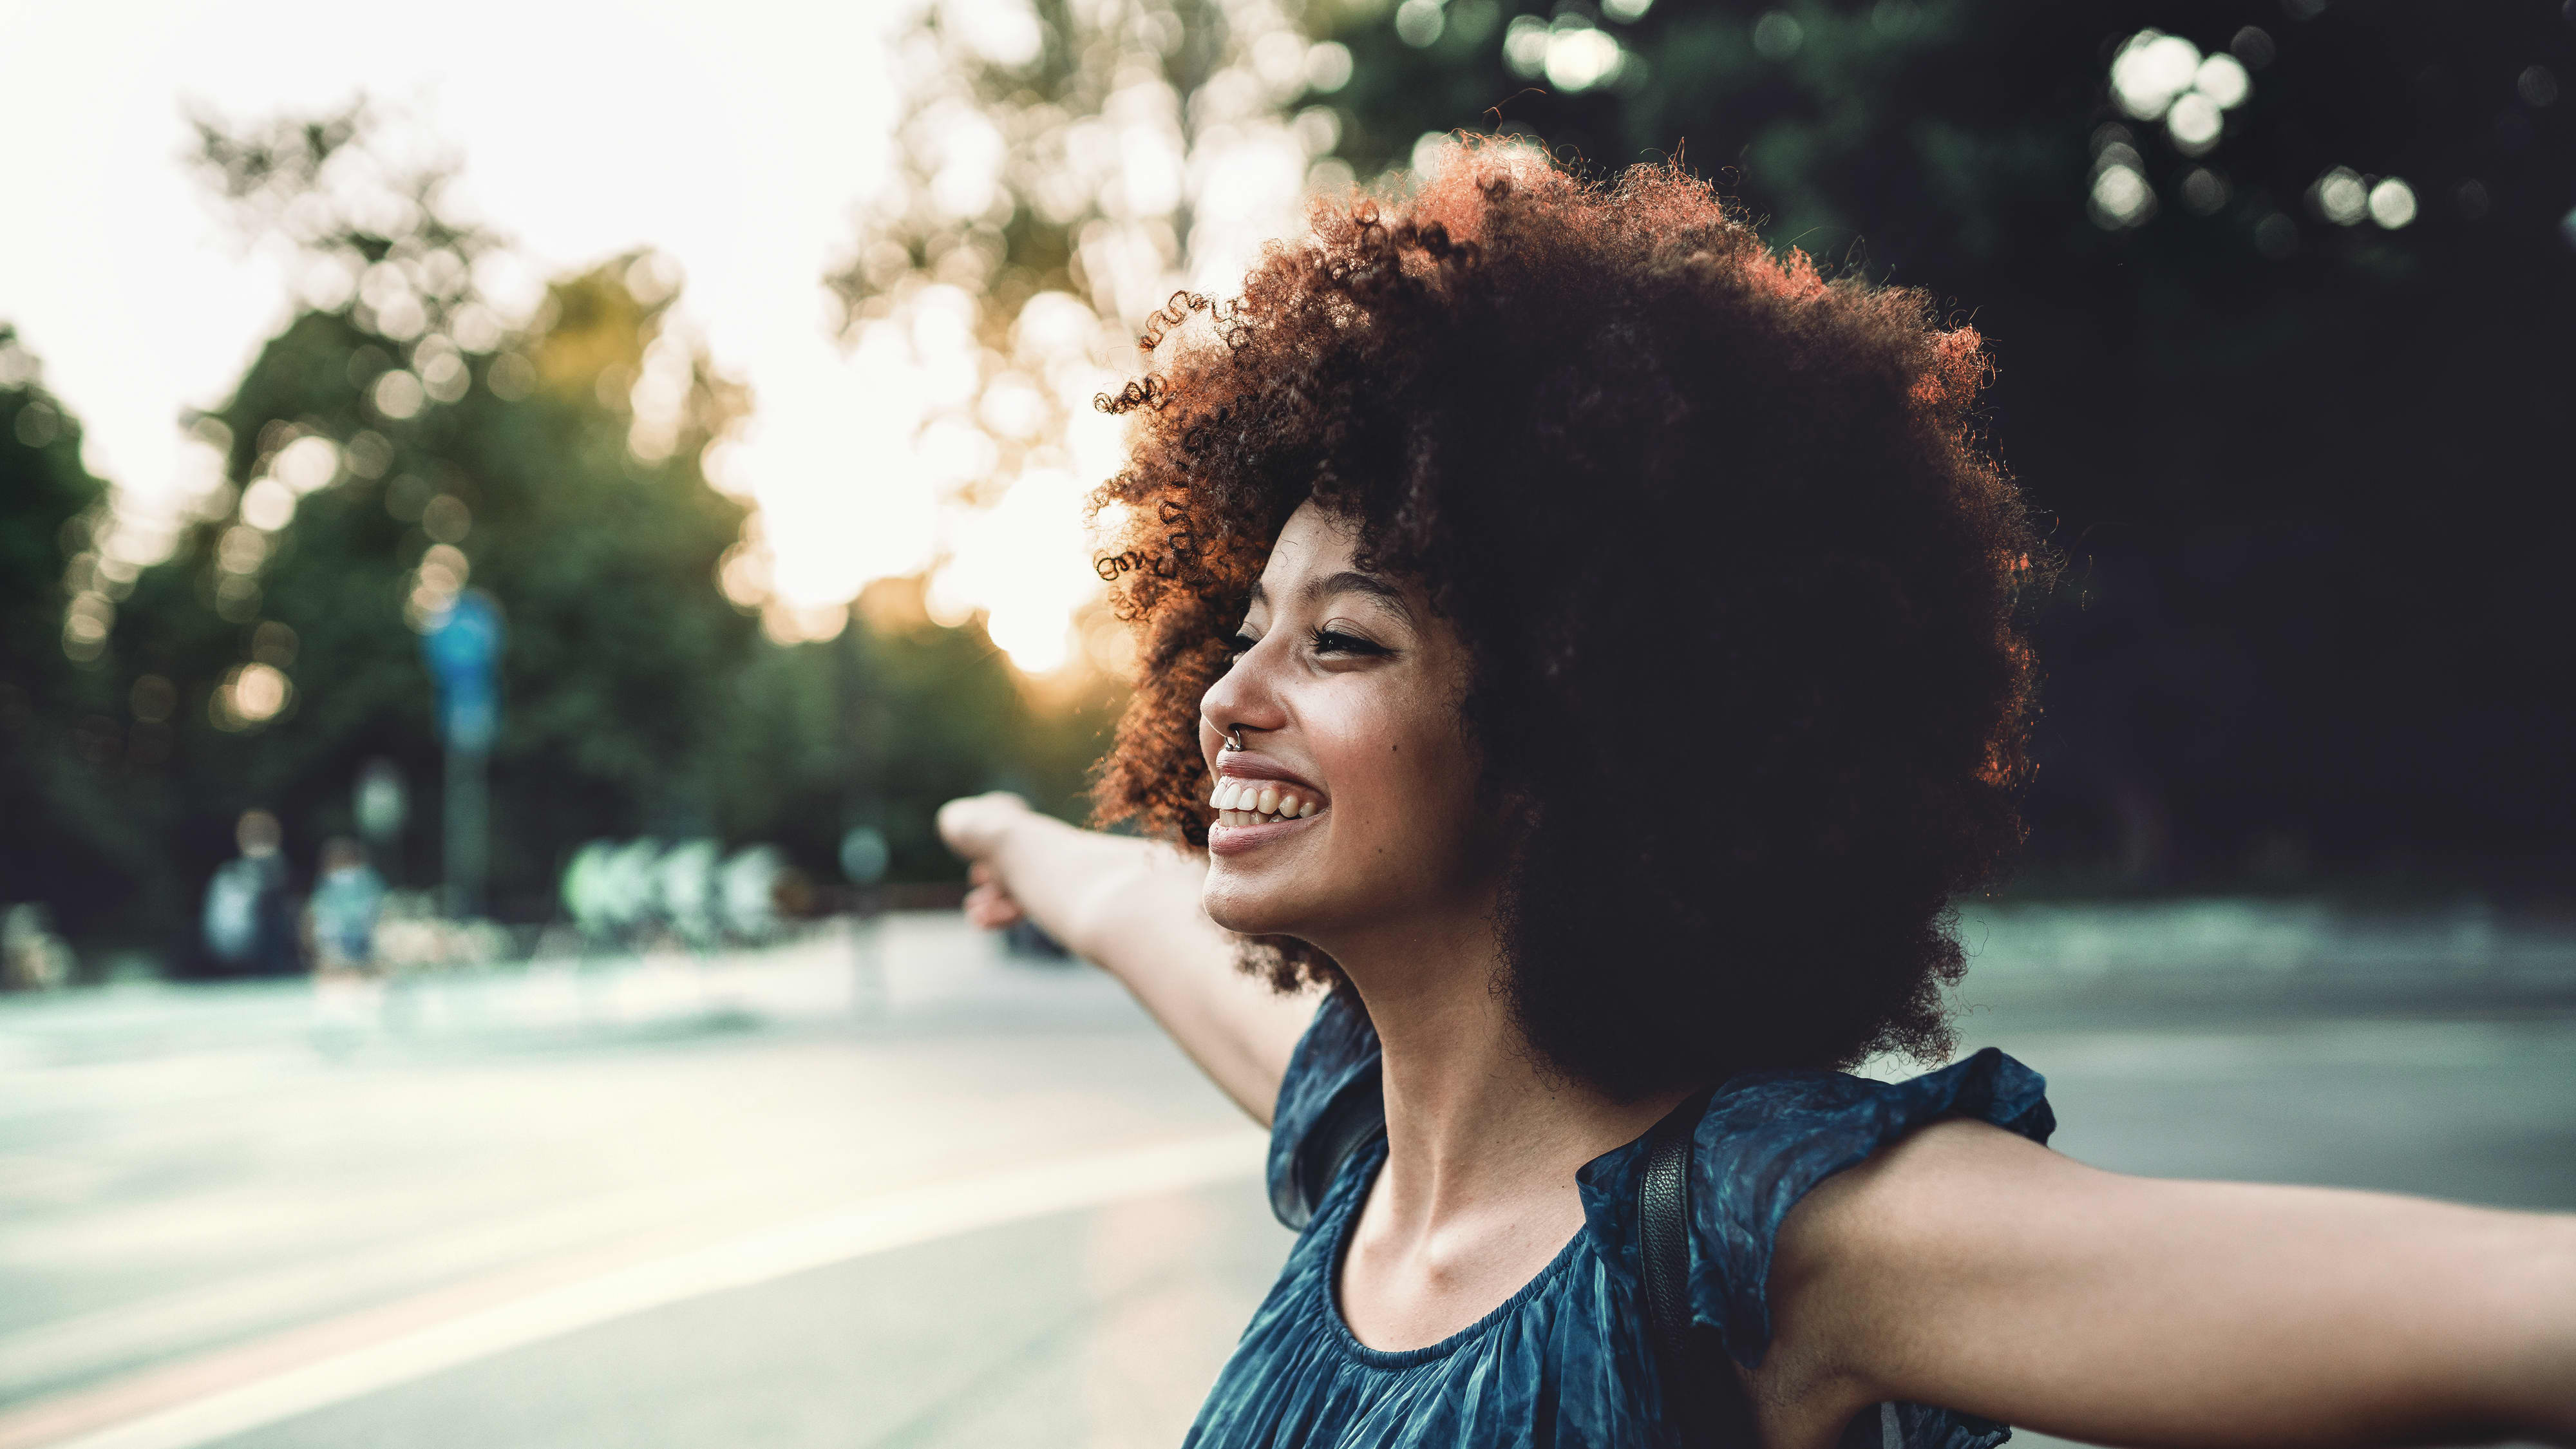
[
  {"left": 1753, "top": 1119, "right": 2576, "bottom": 1449},
  {"left": 936, "top": 793, "right": 1321, "bottom": 1125}
]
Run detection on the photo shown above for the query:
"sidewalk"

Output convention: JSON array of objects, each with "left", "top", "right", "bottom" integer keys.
[
  {"left": 0, "top": 915, "right": 1135, "bottom": 1072},
  {"left": 8, "top": 899, "right": 2573, "bottom": 1075},
  {"left": 1956, "top": 898, "right": 2576, "bottom": 1010}
]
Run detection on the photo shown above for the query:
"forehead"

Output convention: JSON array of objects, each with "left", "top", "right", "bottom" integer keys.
[{"left": 1258, "top": 499, "right": 1361, "bottom": 587}]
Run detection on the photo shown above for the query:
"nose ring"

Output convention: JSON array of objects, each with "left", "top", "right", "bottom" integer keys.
[{"left": 1222, "top": 728, "right": 1245, "bottom": 752}]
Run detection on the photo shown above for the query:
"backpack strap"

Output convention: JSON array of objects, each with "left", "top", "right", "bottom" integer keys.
[
  {"left": 1640, "top": 1088, "right": 1757, "bottom": 1446},
  {"left": 1641, "top": 1092, "right": 1904, "bottom": 1449}
]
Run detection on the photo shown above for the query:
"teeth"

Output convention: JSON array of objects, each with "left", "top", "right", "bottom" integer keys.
[{"left": 1211, "top": 779, "right": 1324, "bottom": 824}]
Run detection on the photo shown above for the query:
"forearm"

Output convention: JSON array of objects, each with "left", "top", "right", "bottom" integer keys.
[
  {"left": 981, "top": 810, "right": 1172, "bottom": 958},
  {"left": 2481, "top": 1211, "right": 2576, "bottom": 1445},
  {"left": 986, "top": 811, "right": 1319, "bottom": 1124}
]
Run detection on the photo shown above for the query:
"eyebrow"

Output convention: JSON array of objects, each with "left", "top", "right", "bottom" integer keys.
[{"left": 1248, "top": 571, "right": 1415, "bottom": 621}]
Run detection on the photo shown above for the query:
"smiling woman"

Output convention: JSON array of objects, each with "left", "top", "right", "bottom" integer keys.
[
  {"left": 933, "top": 143, "right": 2576, "bottom": 1449},
  {"left": 1088, "top": 143, "right": 2037, "bottom": 1096},
  {"left": 1193, "top": 520, "right": 1498, "bottom": 962}
]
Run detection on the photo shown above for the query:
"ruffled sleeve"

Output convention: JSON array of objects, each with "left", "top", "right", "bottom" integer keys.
[
  {"left": 1264, "top": 990, "right": 1385, "bottom": 1230},
  {"left": 1686, "top": 1046, "right": 2056, "bottom": 1368}
]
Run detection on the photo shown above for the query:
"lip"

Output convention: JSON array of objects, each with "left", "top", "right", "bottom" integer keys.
[
  {"left": 1211, "top": 752, "right": 1323, "bottom": 796},
  {"left": 1206, "top": 751, "right": 1329, "bottom": 858},
  {"left": 1207, "top": 811, "right": 1320, "bottom": 857}
]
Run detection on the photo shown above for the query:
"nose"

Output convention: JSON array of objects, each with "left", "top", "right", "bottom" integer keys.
[{"left": 1200, "top": 638, "right": 1289, "bottom": 753}]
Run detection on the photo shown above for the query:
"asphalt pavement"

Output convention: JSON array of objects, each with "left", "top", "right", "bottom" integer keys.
[{"left": 0, "top": 910, "right": 2569, "bottom": 1449}]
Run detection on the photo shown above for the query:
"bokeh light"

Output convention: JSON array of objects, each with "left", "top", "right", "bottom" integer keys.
[
  {"left": 1394, "top": 0, "right": 1443, "bottom": 48},
  {"left": 372, "top": 369, "right": 424, "bottom": 419},
  {"left": 2179, "top": 166, "right": 2230, "bottom": 215},
  {"left": 272, "top": 434, "right": 340, "bottom": 493},
  {"left": 1752, "top": 12, "right": 1804, "bottom": 62},
  {"left": 2367, "top": 178, "right": 2418, "bottom": 230},
  {"left": 2088, "top": 128, "right": 2155, "bottom": 230},
  {"left": 240, "top": 477, "right": 296, "bottom": 531},
  {"left": 1542, "top": 26, "right": 1627, "bottom": 94},
  {"left": 2111, "top": 32, "right": 2203, "bottom": 121},
  {"left": 2313, "top": 166, "right": 2369, "bottom": 226},
  {"left": 213, "top": 660, "right": 292, "bottom": 728},
  {"left": 2108, "top": 31, "right": 2249, "bottom": 159}
]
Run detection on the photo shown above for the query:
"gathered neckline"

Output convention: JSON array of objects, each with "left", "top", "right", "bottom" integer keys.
[{"left": 1318, "top": 1134, "right": 1624, "bottom": 1370}]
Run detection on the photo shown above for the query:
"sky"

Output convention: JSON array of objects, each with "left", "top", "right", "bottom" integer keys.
[{"left": 0, "top": 0, "right": 1118, "bottom": 667}]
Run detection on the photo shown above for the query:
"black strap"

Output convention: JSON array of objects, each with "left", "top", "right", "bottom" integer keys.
[
  {"left": 1643, "top": 1094, "right": 1905, "bottom": 1449},
  {"left": 1640, "top": 1088, "right": 1761, "bottom": 1448}
]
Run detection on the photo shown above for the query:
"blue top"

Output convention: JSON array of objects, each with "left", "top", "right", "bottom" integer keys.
[{"left": 1185, "top": 992, "right": 2057, "bottom": 1449}]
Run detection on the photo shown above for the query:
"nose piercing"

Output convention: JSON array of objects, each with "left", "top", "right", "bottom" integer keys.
[{"left": 1222, "top": 728, "right": 1245, "bottom": 752}]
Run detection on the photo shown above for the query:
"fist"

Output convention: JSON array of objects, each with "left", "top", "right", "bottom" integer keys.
[
  {"left": 961, "top": 861, "right": 1025, "bottom": 931},
  {"left": 936, "top": 791, "right": 1030, "bottom": 863},
  {"left": 938, "top": 793, "right": 1030, "bottom": 931}
]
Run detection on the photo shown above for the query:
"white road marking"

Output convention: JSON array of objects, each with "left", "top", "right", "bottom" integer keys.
[{"left": 30, "top": 1130, "right": 1265, "bottom": 1449}]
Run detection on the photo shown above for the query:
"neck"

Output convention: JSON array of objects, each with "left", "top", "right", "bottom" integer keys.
[{"left": 1320, "top": 900, "right": 1688, "bottom": 1238}]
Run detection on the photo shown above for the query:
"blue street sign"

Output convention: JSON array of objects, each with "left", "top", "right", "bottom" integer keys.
[{"left": 422, "top": 589, "right": 504, "bottom": 752}]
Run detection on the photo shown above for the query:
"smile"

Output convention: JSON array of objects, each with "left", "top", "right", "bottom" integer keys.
[{"left": 1208, "top": 777, "right": 1321, "bottom": 825}]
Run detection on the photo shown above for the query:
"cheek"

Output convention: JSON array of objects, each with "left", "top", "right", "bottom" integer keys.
[{"left": 1308, "top": 695, "right": 1479, "bottom": 863}]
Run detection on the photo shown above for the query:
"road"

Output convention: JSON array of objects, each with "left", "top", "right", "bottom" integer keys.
[{"left": 1, "top": 913, "right": 2570, "bottom": 1449}]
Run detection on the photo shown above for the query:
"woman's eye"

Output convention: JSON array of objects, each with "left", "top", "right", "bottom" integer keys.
[
  {"left": 1223, "top": 632, "right": 1258, "bottom": 656},
  {"left": 1309, "top": 628, "right": 1384, "bottom": 657}
]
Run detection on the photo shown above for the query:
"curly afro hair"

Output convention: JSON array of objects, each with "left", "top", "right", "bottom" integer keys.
[{"left": 1089, "top": 142, "right": 2049, "bottom": 1099}]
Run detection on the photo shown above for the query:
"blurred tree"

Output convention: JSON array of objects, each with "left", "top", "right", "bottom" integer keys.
[
  {"left": 817, "top": 0, "right": 1341, "bottom": 665},
  {"left": 91, "top": 104, "right": 782, "bottom": 953},
  {"left": 0, "top": 331, "right": 167, "bottom": 947},
  {"left": 1304, "top": 0, "right": 2576, "bottom": 891},
  {"left": 50, "top": 102, "right": 1110, "bottom": 965}
]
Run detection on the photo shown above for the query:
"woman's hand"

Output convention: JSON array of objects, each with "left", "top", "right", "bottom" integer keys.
[
  {"left": 938, "top": 793, "right": 1032, "bottom": 931},
  {"left": 936, "top": 790, "right": 1028, "bottom": 863},
  {"left": 961, "top": 863, "right": 1025, "bottom": 931}
]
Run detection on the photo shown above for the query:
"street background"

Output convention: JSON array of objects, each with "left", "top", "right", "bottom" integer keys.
[{"left": 3, "top": 911, "right": 2571, "bottom": 1447}]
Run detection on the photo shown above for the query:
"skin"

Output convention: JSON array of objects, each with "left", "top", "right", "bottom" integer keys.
[{"left": 939, "top": 500, "right": 2576, "bottom": 1448}]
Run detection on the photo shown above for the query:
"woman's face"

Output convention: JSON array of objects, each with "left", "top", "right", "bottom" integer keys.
[{"left": 1197, "top": 501, "right": 1497, "bottom": 949}]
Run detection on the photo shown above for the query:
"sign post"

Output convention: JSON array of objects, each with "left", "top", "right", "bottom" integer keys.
[{"left": 421, "top": 590, "right": 502, "bottom": 920}]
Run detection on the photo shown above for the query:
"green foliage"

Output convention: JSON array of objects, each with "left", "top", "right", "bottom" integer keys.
[
  {"left": 11, "top": 104, "right": 1123, "bottom": 961},
  {"left": 1311, "top": 0, "right": 2576, "bottom": 882},
  {"left": 0, "top": 330, "right": 157, "bottom": 937}
]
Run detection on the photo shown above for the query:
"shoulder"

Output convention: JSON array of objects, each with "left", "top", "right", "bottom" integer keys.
[
  {"left": 1686, "top": 1048, "right": 2056, "bottom": 1367},
  {"left": 1682, "top": 1051, "right": 2056, "bottom": 1449}
]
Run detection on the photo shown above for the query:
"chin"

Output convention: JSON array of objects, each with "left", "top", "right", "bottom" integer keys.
[{"left": 1200, "top": 866, "right": 1322, "bottom": 940}]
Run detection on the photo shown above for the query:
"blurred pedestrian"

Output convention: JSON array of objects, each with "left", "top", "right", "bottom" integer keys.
[
  {"left": 201, "top": 808, "right": 298, "bottom": 976},
  {"left": 1, "top": 904, "right": 75, "bottom": 990},
  {"left": 305, "top": 835, "right": 387, "bottom": 1054},
  {"left": 941, "top": 148, "right": 2576, "bottom": 1448},
  {"left": 305, "top": 837, "right": 386, "bottom": 978}
]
